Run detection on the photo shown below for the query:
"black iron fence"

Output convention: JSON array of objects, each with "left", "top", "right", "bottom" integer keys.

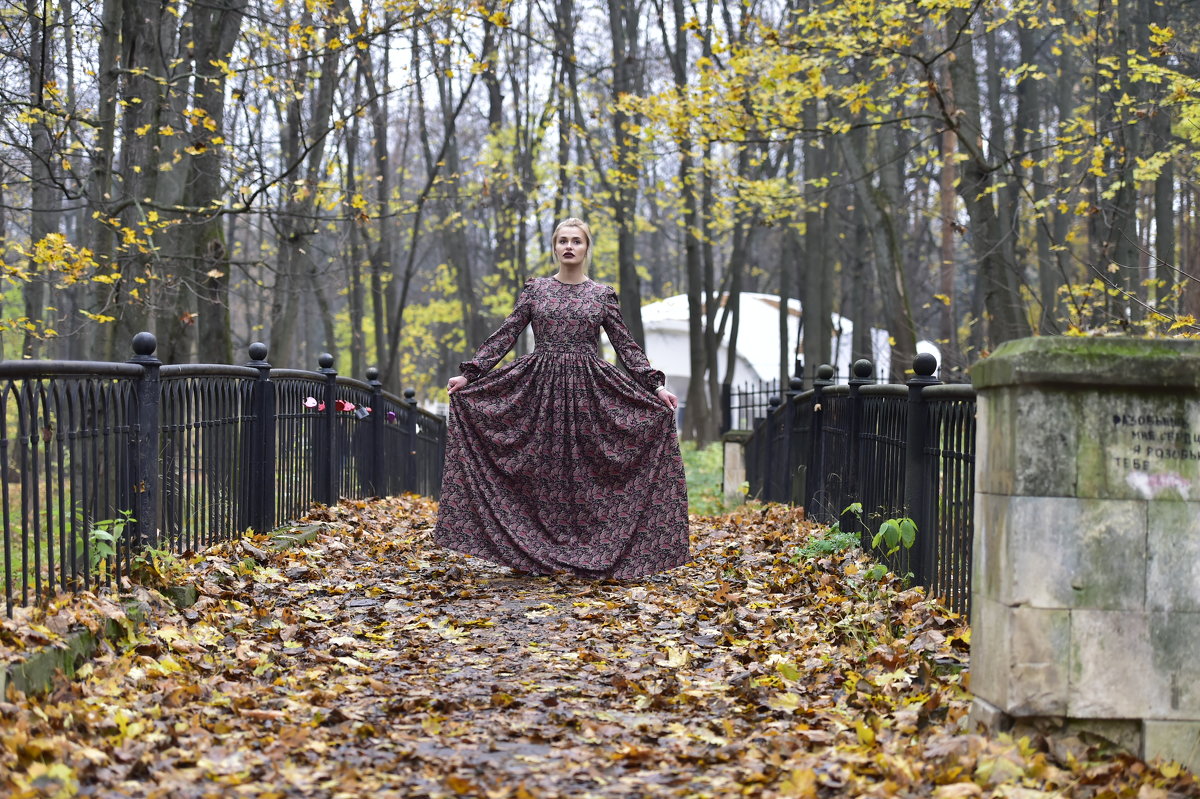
[
  {"left": 1, "top": 333, "right": 446, "bottom": 616},
  {"left": 722, "top": 378, "right": 782, "bottom": 434},
  {"left": 743, "top": 355, "right": 976, "bottom": 613}
]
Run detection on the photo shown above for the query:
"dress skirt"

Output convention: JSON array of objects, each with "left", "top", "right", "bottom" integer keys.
[{"left": 433, "top": 277, "right": 690, "bottom": 579}]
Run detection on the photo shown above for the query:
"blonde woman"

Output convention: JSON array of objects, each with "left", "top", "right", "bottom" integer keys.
[{"left": 433, "top": 219, "right": 689, "bottom": 579}]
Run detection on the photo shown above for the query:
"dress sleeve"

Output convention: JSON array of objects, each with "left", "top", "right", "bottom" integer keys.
[
  {"left": 601, "top": 285, "right": 666, "bottom": 394},
  {"left": 459, "top": 278, "right": 536, "bottom": 382}
]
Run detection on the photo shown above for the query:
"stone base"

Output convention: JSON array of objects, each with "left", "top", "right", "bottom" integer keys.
[
  {"left": 1145, "top": 720, "right": 1200, "bottom": 773},
  {"left": 968, "top": 696, "right": 1013, "bottom": 735},
  {"left": 970, "top": 699, "right": 1200, "bottom": 774}
]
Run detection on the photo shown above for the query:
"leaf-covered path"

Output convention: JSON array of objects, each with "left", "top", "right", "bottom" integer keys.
[{"left": 2, "top": 497, "right": 1196, "bottom": 798}]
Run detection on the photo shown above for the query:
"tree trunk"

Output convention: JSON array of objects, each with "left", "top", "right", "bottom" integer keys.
[
  {"left": 551, "top": 0, "right": 576, "bottom": 226},
  {"left": 346, "top": 68, "right": 366, "bottom": 379},
  {"left": 938, "top": 124, "right": 960, "bottom": 356},
  {"left": 270, "top": 0, "right": 347, "bottom": 365},
  {"left": 435, "top": 34, "right": 485, "bottom": 351},
  {"left": 944, "top": 7, "right": 1032, "bottom": 347},
  {"left": 86, "top": 0, "right": 123, "bottom": 359},
  {"left": 24, "top": 0, "right": 57, "bottom": 359},
  {"left": 841, "top": 130, "right": 918, "bottom": 379},
  {"left": 801, "top": 111, "right": 832, "bottom": 383},
  {"left": 609, "top": 0, "right": 645, "bottom": 347},
  {"left": 1104, "top": 0, "right": 1144, "bottom": 322},
  {"left": 722, "top": 224, "right": 748, "bottom": 397},
  {"left": 360, "top": 57, "right": 396, "bottom": 372},
  {"left": 659, "top": 0, "right": 711, "bottom": 441},
  {"left": 1016, "top": 22, "right": 1056, "bottom": 335},
  {"left": 185, "top": 0, "right": 245, "bottom": 364}
]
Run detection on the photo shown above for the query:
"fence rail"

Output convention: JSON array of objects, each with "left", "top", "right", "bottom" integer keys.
[
  {"left": 743, "top": 355, "right": 976, "bottom": 613},
  {"left": 0, "top": 334, "right": 446, "bottom": 616}
]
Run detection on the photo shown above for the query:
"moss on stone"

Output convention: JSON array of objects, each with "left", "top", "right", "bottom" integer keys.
[{"left": 972, "top": 336, "right": 1200, "bottom": 391}]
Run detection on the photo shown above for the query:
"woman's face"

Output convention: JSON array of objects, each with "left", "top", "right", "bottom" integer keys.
[{"left": 554, "top": 226, "right": 589, "bottom": 268}]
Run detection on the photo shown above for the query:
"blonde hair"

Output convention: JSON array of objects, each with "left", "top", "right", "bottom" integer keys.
[{"left": 552, "top": 218, "right": 593, "bottom": 270}]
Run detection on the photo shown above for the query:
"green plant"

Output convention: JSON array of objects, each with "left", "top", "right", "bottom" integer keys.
[
  {"left": 872, "top": 517, "right": 917, "bottom": 555},
  {"left": 88, "top": 510, "right": 134, "bottom": 578},
  {"left": 864, "top": 516, "right": 917, "bottom": 581}
]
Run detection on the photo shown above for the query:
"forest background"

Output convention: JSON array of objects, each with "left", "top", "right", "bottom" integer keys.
[{"left": 2, "top": 0, "right": 1199, "bottom": 443}]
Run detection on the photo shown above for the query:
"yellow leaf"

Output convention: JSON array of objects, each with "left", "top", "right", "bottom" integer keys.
[
  {"left": 932, "top": 785, "right": 982, "bottom": 798},
  {"left": 778, "top": 767, "right": 817, "bottom": 797},
  {"left": 22, "top": 762, "right": 78, "bottom": 799},
  {"left": 855, "top": 720, "right": 875, "bottom": 744},
  {"left": 776, "top": 661, "right": 802, "bottom": 681},
  {"left": 655, "top": 647, "right": 691, "bottom": 668},
  {"left": 148, "top": 654, "right": 183, "bottom": 675},
  {"left": 767, "top": 692, "right": 802, "bottom": 713},
  {"left": 445, "top": 776, "right": 477, "bottom": 794},
  {"left": 153, "top": 626, "right": 181, "bottom": 643}
]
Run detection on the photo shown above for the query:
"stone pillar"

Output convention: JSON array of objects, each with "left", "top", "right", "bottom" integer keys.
[
  {"left": 970, "top": 337, "right": 1200, "bottom": 771},
  {"left": 722, "top": 430, "right": 752, "bottom": 507}
]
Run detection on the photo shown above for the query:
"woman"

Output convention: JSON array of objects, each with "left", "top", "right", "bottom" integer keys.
[{"left": 433, "top": 219, "right": 690, "bottom": 579}]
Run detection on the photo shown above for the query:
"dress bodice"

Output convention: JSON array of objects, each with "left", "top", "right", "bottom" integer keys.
[{"left": 458, "top": 277, "right": 666, "bottom": 393}]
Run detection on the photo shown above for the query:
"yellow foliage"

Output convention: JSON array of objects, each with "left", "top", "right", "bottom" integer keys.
[{"left": 15, "top": 234, "right": 101, "bottom": 287}]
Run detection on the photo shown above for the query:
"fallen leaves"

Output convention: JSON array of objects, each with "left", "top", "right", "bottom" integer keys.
[{"left": 0, "top": 497, "right": 1194, "bottom": 797}]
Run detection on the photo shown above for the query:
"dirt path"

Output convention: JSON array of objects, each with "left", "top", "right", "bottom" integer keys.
[{"left": 1, "top": 497, "right": 1194, "bottom": 798}]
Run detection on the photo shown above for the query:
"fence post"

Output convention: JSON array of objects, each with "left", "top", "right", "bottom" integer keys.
[
  {"left": 127, "top": 332, "right": 161, "bottom": 551},
  {"left": 803, "top": 364, "right": 835, "bottom": 519},
  {"left": 243, "top": 342, "right": 275, "bottom": 532},
  {"left": 843, "top": 358, "right": 874, "bottom": 532},
  {"left": 784, "top": 376, "right": 803, "bottom": 503},
  {"left": 764, "top": 394, "right": 781, "bottom": 501},
  {"left": 403, "top": 388, "right": 418, "bottom": 494},
  {"left": 720, "top": 383, "right": 731, "bottom": 434},
  {"left": 316, "top": 353, "right": 337, "bottom": 506},
  {"left": 365, "top": 367, "right": 384, "bottom": 496},
  {"left": 904, "top": 352, "right": 941, "bottom": 586}
]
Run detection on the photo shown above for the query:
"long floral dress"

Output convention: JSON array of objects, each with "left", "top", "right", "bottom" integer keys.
[{"left": 433, "top": 276, "right": 690, "bottom": 579}]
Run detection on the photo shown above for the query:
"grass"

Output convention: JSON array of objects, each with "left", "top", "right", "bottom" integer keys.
[
  {"left": 680, "top": 440, "right": 734, "bottom": 516},
  {"left": 678, "top": 440, "right": 863, "bottom": 556},
  {"left": 790, "top": 525, "right": 861, "bottom": 560}
]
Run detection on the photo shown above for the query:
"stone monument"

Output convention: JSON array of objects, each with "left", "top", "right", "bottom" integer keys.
[{"left": 970, "top": 337, "right": 1200, "bottom": 771}]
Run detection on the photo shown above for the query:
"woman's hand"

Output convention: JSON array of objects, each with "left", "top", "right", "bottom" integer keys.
[
  {"left": 656, "top": 386, "right": 679, "bottom": 411},
  {"left": 447, "top": 375, "right": 468, "bottom": 394}
]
